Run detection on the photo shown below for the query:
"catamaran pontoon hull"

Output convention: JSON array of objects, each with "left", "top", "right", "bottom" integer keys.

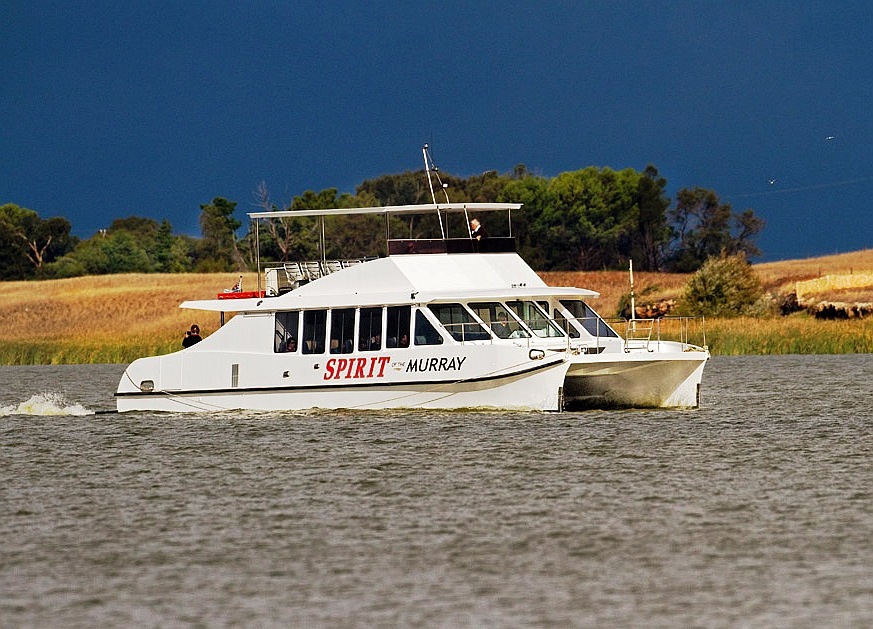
[{"left": 563, "top": 349, "right": 708, "bottom": 409}]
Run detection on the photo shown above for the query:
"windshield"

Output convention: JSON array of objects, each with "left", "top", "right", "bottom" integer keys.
[
  {"left": 504, "top": 300, "right": 564, "bottom": 338},
  {"left": 559, "top": 300, "right": 619, "bottom": 338},
  {"left": 468, "top": 302, "right": 530, "bottom": 339}
]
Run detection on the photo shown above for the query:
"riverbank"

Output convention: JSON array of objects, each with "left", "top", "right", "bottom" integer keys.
[{"left": 2, "top": 253, "right": 872, "bottom": 365}]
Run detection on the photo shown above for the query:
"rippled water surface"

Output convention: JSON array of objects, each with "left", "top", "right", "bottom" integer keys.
[{"left": 2, "top": 356, "right": 873, "bottom": 627}]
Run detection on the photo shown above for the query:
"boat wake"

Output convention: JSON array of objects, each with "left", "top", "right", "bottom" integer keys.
[{"left": 0, "top": 392, "right": 93, "bottom": 417}]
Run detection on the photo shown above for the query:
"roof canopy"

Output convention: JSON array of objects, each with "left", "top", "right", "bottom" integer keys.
[{"left": 248, "top": 202, "right": 522, "bottom": 220}]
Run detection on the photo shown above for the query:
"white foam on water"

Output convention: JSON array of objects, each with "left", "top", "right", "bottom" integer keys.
[{"left": 0, "top": 392, "right": 93, "bottom": 416}]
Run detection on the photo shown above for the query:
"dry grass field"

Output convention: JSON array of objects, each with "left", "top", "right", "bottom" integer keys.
[
  {"left": 1, "top": 250, "right": 872, "bottom": 364},
  {"left": 544, "top": 249, "right": 873, "bottom": 315},
  {"left": 756, "top": 249, "right": 873, "bottom": 302},
  {"left": 540, "top": 271, "right": 689, "bottom": 317},
  {"left": 0, "top": 273, "right": 258, "bottom": 364}
]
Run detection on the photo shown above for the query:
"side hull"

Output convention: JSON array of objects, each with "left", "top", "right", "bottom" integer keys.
[
  {"left": 563, "top": 350, "right": 709, "bottom": 409},
  {"left": 117, "top": 353, "right": 568, "bottom": 413}
]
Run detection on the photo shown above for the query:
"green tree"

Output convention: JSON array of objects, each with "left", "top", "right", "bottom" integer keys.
[
  {"left": 152, "top": 219, "right": 175, "bottom": 272},
  {"left": 666, "top": 188, "right": 764, "bottom": 272},
  {"left": 500, "top": 174, "right": 551, "bottom": 268},
  {"left": 731, "top": 208, "right": 765, "bottom": 260},
  {"left": 0, "top": 203, "right": 74, "bottom": 279},
  {"left": 526, "top": 167, "right": 644, "bottom": 270},
  {"left": 198, "top": 197, "right": 243, "bottom": 271},
  {"left": 167, "top": 234, "right": 197, "bottom": 273},
  {"left": 44, "top": 216, "right": 193, "bottom": 277},
  {"left": 72, "top": 230, "right": 154, "bottom": 274},
  {"left": 108, "top": 216, "right": 161, "bottom": 272},
  {"left": 357, "top": 171, "right": 432, "bottom": 206},
  {"left": 108, "top": 216, "right": 160, "bottom": 240},
  {"left": 631, "top": 165, "right": 671, "bottom": 271}
]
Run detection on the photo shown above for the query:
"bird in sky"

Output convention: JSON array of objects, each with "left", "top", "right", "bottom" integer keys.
[
  {"left": 768, "top": 178, "right": 777, "bottom": 185},
  {"left": 825, "top": 135, "right": 836, "bottom": 141}
]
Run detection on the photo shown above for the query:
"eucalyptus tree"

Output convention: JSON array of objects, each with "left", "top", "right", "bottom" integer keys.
[
  {"left": 199, "top": 197, "right": 244, "bottom": 271},
  {"left": 666, "top": 188, "right": 764, "bottom": 272},
  {"left": 0, "top": 203, "right": 74, "bottom": 279}
]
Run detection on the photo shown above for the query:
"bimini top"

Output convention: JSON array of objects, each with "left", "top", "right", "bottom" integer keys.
[{"left": 248, "top": 202, "right": 522, "bottom": 220}]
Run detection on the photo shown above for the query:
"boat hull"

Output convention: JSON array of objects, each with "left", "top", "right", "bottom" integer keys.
[
  {"left": 563, "top": 348, "right": 709, "bottom": 409},
  {"left": 116, "top": 348, "right": 569, "bottom": 413}
]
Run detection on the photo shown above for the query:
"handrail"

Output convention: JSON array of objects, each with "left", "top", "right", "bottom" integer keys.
[
  {"left": 560, "top": 315, "right": 707, "bottom": 352},
  {"left": 614, "top": 316, "right": 708, "bottom": 351},
  {"left": 262, "top": 257, "right": 376, "bottom": 295}
]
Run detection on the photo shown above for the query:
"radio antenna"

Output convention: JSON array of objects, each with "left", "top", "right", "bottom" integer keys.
[{"left": 422, "top": 144, "right": 448, "bottom": 238}]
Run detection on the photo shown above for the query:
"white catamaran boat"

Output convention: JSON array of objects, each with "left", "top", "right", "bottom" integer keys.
[{"left": 116, "top": 151, "right": 709, "bottom": 413}]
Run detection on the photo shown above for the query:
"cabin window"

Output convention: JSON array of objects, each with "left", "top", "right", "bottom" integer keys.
[
  {"left": 553, "top": 309, "right": 581, "bottom": 338},
  {"left": 468, "top": 302, "right": 530, "bottom": 339},
  {"left": 428, "top": 303, "right": 491, "bottom": 342},
  {"left": 302, "top": 310, "right": 327, "bottom": 354},
  {"left": 359, "top": 307, "right": 383, "bottom": 351},
  {"left": 413, "top": 310, "right": 443, "bottom": 346},
  {"left": 330, "top": 308, "right": 355, "bottom": 354},
  {"left": 560, "top": 300, "right": 619, "bottom": 338},
  {"left": 549, "top": 301, "right": 581, "bottom": 339},
  {"left": 505, "top": 300, "right": 564, "bottom": 338},
  {"left": 386, "top": 305, "right": 410, "bottom": 348},
  {"left": 275, "top": 311, "right": 300, "bottom": 352}
]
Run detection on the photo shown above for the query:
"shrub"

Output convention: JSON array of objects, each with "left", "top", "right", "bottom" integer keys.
[{"left": 680, "top": 252, "right": 764, "bottom": 317}]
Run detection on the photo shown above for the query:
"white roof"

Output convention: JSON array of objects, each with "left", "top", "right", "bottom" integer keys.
[
  {"left": 181, "top": 252, "right": 599, "bottom": 312},
  {"left": 248, "top": 202, "right": 521, "bottom": 220}
]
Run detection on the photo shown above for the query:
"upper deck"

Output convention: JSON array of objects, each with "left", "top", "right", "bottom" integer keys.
[
  {"left": 248, "top": 202, "right": 522, "bottom": 257},
  {"left": 247, "top": 202, "right": 523, "bottom": 294}
]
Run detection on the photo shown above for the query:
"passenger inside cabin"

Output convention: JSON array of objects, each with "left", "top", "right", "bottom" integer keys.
[
  {"left": 492, "top": 313, "right": 510, "bottom": 338},
  {"left": 399, "top": 333, "right": 409, "bottom": 348},
  {"left": 285, "top": 337, "right": 297, "bottom": 352}
]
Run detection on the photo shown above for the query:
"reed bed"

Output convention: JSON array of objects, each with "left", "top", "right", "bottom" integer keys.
[
  {"left": 704, "top": 315, "right": 873, "bottom": 355},
  {"left": 0, "top": 339, "right": 181, "bottom": 365}
]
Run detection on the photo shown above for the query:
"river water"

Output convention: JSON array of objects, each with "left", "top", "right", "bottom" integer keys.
[{"left": 1, "top": 355, "right": 872, "bottom": 627}]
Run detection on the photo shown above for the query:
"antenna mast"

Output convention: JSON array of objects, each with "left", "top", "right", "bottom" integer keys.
[{"left": 422, "top": 144, "right": 448, "bottom": 238}]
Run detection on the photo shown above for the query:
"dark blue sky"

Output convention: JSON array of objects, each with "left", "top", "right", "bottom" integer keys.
[{"left": 3, "top": 1, "right": 871, "bottom": 261}]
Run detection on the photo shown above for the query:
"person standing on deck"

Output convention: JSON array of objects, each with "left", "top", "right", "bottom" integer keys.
[
  {"left": 470, "top": 218, "right": 488, "bottom": 241},
  {"left": 182, "top": 324, "right": 202, "bottom": 348}
]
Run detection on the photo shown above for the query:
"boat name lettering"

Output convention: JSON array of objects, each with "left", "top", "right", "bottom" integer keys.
[
  {"left": 405, "top": 356, "right": 467, "bottom": 373},
  {"left": 323, "top": 356, "right": 391, "bottom": 381}
]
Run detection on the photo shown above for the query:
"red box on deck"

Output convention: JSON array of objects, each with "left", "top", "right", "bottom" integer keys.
[{"left": 217, "top": 291, "right": 265, "bottom": 299}]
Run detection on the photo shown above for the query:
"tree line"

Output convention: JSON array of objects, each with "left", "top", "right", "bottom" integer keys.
[{"left": 0, "top": 163, "right": 763, "bottom": 280}]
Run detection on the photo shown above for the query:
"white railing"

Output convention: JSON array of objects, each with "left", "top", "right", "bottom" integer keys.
[
  {"left": 609, "top": 316, "right": 707, "bottom": 352},
  {"left": 264, "top": 258, "right": 375, "bottom": 294}
]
